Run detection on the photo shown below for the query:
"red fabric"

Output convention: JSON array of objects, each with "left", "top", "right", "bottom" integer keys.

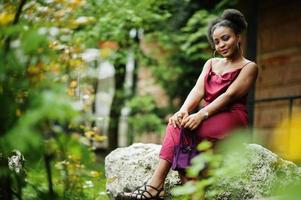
[{"left": 159, "top": 61, "right": 251, "bottom": 163}]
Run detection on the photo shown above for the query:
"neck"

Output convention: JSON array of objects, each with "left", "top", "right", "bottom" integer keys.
[{"left": 225, "top": 50, "right": 243, "bottom": 63}]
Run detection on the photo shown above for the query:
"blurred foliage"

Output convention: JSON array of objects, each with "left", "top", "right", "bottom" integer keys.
[
  {"left": 126, "top": 95, "right": 165, "bottom": 135},
  {"left": 0, "top": 0, "right": 109, "bottom": 199},
  {"left": 138, "top": 0, "right": 238, "bottom": 107},
  {"left": 76, "top": 0, "right": 172, "bottom": 150}
]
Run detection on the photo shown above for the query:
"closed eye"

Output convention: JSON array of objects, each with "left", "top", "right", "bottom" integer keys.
[{"left": 221, "top": 35, "right": 230, "bottom": 41}]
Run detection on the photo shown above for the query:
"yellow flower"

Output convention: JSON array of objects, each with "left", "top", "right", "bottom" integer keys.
[
  {"left": 69, "top": 59, "right": 82, "bottom": 68},
  {"left": 67, "top": 88, "right": 74, "bottom": 96},
  {"left": 48, "top": 62, "right": 60, "bottom": 74},
  {"left": 90, "top": 170, "right": 101, "bottom": 178},
  {"left": 69, "top": 0, "right": 86, "bottom": 9},
  {"left": 94, "top": 135, "right": 107, "bottom": 142},
  {"left": 272, "top": 112, "right": 301, "bottom": 162},
  {"left": 0, "top": 12, "right": 15, "bottom": 26},
  {"left": 70, "top": 80, "right": 77, "bottom": 88},
  {"left": 100, "top": 48, "right": 111, "bottom": 59},
  {"left": 27, "top": 65, "right": 40, "bottom": 75},
  {"left": 85, "top": 131, "right": 95, "bottom": 138}
]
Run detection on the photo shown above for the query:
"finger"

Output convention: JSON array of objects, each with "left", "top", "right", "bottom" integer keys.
[
  {"left": 182, "top": 115, "right": 188, "bottom": 123},
  {"left": 168, "top": 117, "right": 172, "bottom": 125},
  {"left": 190, "top": 124, "right": 197, "bottom": 130},
  {"left": 191, "top": 119, "right": 202, "bottom": 130},
  {"left": 175, "top": 118, "right": 181, "bottom": 127},
  {"left": 174, "top": 117, "right": 180, "bottom": 128},
  {"left": 181, "top": 116, "right": 189, "bottom": 126},
  {"left": 169, "top": 117, "right": 174, "bottom": 125},
  {"left": 189, "top": 122, "right": 197, "bottom": 130},
  {"left": 170, "top": 118, "right": 176, "bottom": 127},
  {"left": 187, "top": 121, "right": 194, "bottom": 129},
  {"left": 184, "top": 119, "right": 192, "bottom": 128}
]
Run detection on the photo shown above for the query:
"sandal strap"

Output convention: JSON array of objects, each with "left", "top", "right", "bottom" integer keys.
[
  {"left": 121, "top": 181, "right": 165, "bottom": 200},
  {"left": 145, "top": 184, "right": 163, "bottom": 193},
  {"left": 135, "top": 183, "right": 164, "bottom": 200},
  {"left": 134, "top": 191, "right": 150, "bottom": 199},
  {"left": 146, "top": 184, "right": 164, "bottom": 199},
  {"left": 136, "top": 189, "right": 153, "bottom": 199}
]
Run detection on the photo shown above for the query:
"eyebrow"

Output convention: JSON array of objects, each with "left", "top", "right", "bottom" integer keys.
[{"left": 213, "top": 34, "right": 230, "bottom": 40}]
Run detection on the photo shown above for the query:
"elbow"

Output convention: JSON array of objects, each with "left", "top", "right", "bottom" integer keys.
[{"left": 224, "top": 91, "right": 237, "bottom": 101}]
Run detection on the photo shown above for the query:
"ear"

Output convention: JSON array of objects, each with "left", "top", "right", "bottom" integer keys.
[{"left": 237, "top": 34, "right": 242, "bottom": 43}]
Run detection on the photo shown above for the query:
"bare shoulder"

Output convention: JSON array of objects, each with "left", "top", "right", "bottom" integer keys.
[
  {"left": 244, "top": 60, "right": 258, "bottom": 70},
  {"left": 202, "top": 58, "right": 214, "bottom": 72},
  {"left": 241, "top": 60, "right": 258, "bottom": 76}
]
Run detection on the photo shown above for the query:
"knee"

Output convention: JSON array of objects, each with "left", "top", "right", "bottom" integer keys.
[
  {"left": 162, "top": 124, "right": 181, "bottom": 145},
  {"left": 166, "top": 123, "right": 180, "bottom": 132},
  {"left": 165, "top": 124, "right": 181, "bottom": 137}
]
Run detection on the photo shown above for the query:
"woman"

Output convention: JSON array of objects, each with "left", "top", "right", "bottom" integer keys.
[{"left": 121, "top": 9, "right": 258, "bottom": 200}]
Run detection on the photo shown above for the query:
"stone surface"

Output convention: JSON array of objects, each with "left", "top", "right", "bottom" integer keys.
[
  {"left": 208, "top": 144, "right": 301, "bottom": 200},
  {"left": 105, "top": 143, "right": 180, "bottom": 199},
  {"left": 105, "top": 143, "right": 301, "bottom": 200}
]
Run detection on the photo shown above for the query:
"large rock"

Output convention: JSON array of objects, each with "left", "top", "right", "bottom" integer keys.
[
  {"left": 208, "top": 144, "right": 301, "bottom": 200},
  {"left": 105, "top": 143, "right": 180, "bottom": 199},
  {"left": 105, "top": 143, "right": 301, "bottom": 200}
]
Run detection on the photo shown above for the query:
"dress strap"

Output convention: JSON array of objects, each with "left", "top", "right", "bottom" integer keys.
[{"left": 240, "top": 61, "right": 253, "bottom": 69}]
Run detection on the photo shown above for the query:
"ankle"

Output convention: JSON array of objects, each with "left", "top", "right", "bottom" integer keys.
[{"left": 148, "top": 179, "right": 164, "bottom": 189}]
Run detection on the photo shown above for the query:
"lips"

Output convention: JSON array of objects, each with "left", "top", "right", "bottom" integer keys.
[{"left": 220, "top": 49, "right": 228, "bottom": 54}]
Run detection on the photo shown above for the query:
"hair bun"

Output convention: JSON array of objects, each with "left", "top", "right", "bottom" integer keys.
[{"left": 222, "top": 9, "right": 247, "bottom": 32}]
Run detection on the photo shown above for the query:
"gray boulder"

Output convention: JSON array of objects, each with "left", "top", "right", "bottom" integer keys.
[
  {"left": 105, "top": 143, "right": 180, "bottom": 199},
  {"left": 208, "top": 144, "right": 301, "bottom": 200},
  {"left": 105, "top": 143, "right": 301, "bottom": 200}
]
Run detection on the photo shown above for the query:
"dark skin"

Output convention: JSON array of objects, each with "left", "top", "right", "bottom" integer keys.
[{"left": 169, "top": 26, "right": 258, "bottom": 130}]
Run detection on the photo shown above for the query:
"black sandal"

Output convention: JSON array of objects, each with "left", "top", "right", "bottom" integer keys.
[{"left": 118, "top": 182, "right": 164, "bottom": 200}]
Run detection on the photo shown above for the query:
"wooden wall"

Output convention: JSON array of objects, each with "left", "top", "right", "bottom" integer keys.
[{"left": 253, "top": 0, "right": 301, "bottom": 140}]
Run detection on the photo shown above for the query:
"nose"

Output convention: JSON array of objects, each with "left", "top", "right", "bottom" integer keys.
[{"left": 218, "top": 41, "right": 226, "bottom": 49}]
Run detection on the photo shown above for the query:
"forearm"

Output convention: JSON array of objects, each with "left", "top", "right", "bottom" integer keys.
[
  {"left": 180, "top": 87, "right": 204, "bottom": 113},
  {"left": 198, "top": 92, "right": 234, "bottom": 118}
]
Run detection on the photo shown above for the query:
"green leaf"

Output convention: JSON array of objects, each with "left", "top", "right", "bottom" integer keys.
[
  {"left": 171, "top": 182, "right": 197, "bottom": 196},
  {"left": 197, "top": 140, "right": 212, "bottom": 151}
]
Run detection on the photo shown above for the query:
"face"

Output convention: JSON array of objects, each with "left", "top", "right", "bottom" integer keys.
[{"left": 212, "top": 26, "right": 240, "bottom": 58}]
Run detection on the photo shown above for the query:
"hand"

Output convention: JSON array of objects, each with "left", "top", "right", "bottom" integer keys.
[
  {"left": 181, "top": 111, "right": 206, "bottom": 130},
  {"left": 168, "top": 110, "right": 188, "bottom": 128}
]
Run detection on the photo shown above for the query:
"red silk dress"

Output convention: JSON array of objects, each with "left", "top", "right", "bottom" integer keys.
[{"left": 159, "top": 60, "right": 252, "bottom": 163}]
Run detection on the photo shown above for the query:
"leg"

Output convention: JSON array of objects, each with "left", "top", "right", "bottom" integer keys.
[
  {"left": 197, "top": 110, "right": 248, "bottom": 140},
  {"left": 146, "top": 124, "right": 181, "bottom": 189},
  {"left": 121, "top": 125, "right": 180, "bottom": 199},
  {"left": 148, "top": 158, "right": 171, "bottom": 188},
  {"left": 160, "top": 124, "right": 197, "bottom": 184},
  {"left": 120, "top": 159, "right": 170, "bottom": 199}
]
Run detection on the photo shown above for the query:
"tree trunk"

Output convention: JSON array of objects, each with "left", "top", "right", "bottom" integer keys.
[{"left": 108, "top": 62, "right": 126, "bottom": 151}]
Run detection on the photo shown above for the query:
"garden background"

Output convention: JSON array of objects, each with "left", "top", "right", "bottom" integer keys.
[{"left": 1, "top": 0, "right": 301, "bottom": 199}]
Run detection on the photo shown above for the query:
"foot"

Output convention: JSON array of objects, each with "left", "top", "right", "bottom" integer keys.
[{"left": 120, "top": 182, "right": 164, "bottom": 200}]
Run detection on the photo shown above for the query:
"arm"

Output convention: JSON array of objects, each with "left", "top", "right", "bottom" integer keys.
[
  {"left": 179, "top": 59, "right": 212, "bottom": 112},
  {"left": 182, "top": 62, "right": 258, "bottom": 130},
  {"left": 201, "top": 62, "right": 258, "bottom": 117},
  {"left": 169, "top": 59, "right": 212, "bottom": 127}
]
